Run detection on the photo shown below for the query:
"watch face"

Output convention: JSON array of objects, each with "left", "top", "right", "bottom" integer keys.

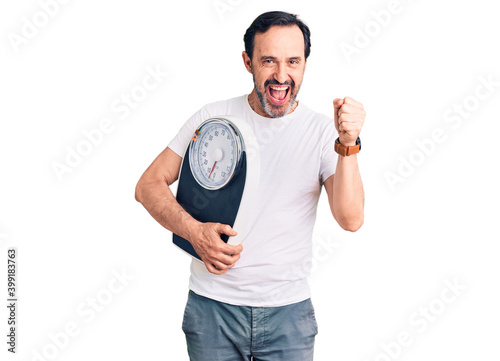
[{"left": 189, "top": 119, "right": 243, "bottom": 190}]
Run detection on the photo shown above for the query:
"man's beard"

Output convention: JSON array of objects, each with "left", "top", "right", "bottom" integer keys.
[{"left": 252, "top": 74, "right": 300, "bottom": 118}]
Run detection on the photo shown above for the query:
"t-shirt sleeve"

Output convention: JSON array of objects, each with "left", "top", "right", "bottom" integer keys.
[
  {"left": 319, "top": 121, "right": 339, "bottom": 185},
  {"left": 167, "top": 107, "right": 211, "bottom": 157}
]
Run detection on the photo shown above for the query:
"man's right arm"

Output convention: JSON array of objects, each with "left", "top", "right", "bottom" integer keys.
[{"left": 135, "top": 146, "right": 243, "bottom": 274}]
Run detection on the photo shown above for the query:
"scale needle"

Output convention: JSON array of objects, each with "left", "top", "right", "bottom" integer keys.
[{"left": 208, "top": 161, "right": 217, "bottom": 179}]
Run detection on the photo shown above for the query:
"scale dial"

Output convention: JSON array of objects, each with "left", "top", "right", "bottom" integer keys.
[{"left": 189, "top": 118, "right": 244, "bottom": 190}]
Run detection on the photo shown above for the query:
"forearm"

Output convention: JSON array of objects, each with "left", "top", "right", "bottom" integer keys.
[
  {"left": 135, "top": 179, "right": 200, "bottom": 241},
  {"left": 330, "top": 154, "right": 364, "bottom": 231}
]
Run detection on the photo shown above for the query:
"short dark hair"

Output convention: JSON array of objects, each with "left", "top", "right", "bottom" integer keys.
[{"left": 243, "top": 11, "right": 311, "bottom": 61}]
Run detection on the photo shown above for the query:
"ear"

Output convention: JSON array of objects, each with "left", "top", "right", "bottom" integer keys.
[{"left": 242, "top": 51, "right": 252, "bottom": 74}]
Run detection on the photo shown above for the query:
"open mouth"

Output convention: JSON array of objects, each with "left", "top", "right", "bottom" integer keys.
[{"left": 267, "top": 85, "right": 290, "bottom": 105}]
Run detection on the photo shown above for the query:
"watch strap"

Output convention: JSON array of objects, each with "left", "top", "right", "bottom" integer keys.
[{"left": 334, "top": 137, "right": 361, "bottom": 156}]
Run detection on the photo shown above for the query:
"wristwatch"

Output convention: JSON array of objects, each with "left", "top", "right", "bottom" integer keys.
[{"left": 334, "top": 137, "right": 361, "bottom": 156}]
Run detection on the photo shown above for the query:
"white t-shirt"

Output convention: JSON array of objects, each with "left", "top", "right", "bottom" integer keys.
[{"left": 168, "top": 94, "right": 338, "bottom": 307}]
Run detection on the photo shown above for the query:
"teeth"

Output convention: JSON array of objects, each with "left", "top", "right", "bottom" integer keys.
[{"left": 269, "top": 86, "right": 288, "bottom": 91}]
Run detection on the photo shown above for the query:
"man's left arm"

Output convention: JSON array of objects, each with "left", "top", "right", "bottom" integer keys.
[{"left": 324, "top": 97, "right": 366, "bottom": 232}]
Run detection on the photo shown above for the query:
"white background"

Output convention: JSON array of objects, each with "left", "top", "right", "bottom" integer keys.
[{"left": 1, "top": 0, "right": 499, "bottom": 360}]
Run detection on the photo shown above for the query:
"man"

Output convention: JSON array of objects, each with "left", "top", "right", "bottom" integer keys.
[{"left": 135, "top": 11, "right": 365, "bottom": 361}]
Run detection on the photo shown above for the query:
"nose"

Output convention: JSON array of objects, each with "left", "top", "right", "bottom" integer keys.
[{"left": 274, "top": 63, "right": 289, "bottom": 84}]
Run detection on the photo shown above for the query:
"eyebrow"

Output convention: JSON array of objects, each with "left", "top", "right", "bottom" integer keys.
[{"left": 260, "top": 56, "right": 303, "bottom": 61}]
